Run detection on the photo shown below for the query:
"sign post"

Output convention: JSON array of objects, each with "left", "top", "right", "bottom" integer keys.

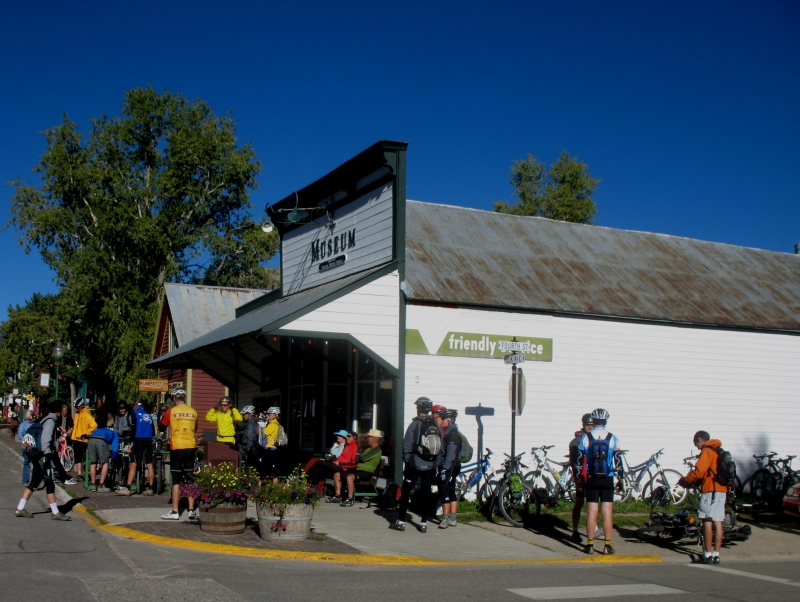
[{"left": 505, "top": 342, "right": 526, "bottom": 462}]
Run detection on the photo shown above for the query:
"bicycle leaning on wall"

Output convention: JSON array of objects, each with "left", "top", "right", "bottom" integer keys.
[{"left": 614, "top": 448, "right": 688, "bottom": 505}]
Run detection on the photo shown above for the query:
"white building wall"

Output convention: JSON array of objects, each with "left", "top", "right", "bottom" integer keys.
[
  {"left": 404, "top": 304, "right": 800, "bottom": 480},
  {"left": 279, "top": 271, "right": 400, "bottom": 368}
]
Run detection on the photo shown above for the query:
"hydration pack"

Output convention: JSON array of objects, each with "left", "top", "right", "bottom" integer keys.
[
  {"left": 708, "top": 446, "right": 737, "bottom": 488},
  {"left": 276, "top": 425, "right": 289, "bottom": 447},
  {"left": 22, "top": 416, "right": 55, "bottom": 460},
  {"left": 416, "top": 418, "right": 442, "bottom": 461},
  {"left": 587, "top": 432, "right": 613, "bottom": 478},
  {"left": 458, "top": 432, "right": 473, "bottom": 463}
]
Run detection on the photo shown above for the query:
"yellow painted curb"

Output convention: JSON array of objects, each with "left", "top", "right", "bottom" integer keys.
[{"left": 74, "top": 507, "right": 662, "bottom": 566}]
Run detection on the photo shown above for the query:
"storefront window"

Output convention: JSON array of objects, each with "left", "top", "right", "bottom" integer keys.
[
  {"left": 288, "top": 339, "right": 317, "bottom": 449},
  {"left": 354, "top": 349, "right": 394, "bottom": 437}
]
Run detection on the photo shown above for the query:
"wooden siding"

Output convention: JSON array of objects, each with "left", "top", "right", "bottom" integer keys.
[
  {"left": 192, "top": 369, "right": 226, "bottom": 434},
  {"left": 281, "top": 183, "right": 394, "bottom": 295},
  {"left": 404, "top": 303, "right": 800, "bottom": 482},
  {"left": 279, "top": 271, "right": 400, "bottom": 368}
]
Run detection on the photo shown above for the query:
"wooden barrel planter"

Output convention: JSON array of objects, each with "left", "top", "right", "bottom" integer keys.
[
  {"left": 256, "top": 502, "right": 314, "bottom": 541},
  {"left": 198, "top": 504, "right": 247, "bottom": 535}
]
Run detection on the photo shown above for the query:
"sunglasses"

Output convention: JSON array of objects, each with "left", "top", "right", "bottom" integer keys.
[{"left": 346, "top": 434, "right": 355, "bottom": 439}]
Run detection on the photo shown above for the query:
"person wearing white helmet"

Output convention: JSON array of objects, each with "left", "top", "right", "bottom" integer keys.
[
  {"left": 261, "top": 406, "right": 282, "bottom": 483},
  {"left": 238, "top": 406, "right": 262, "bottom": 471},
  {"left": 160, "top": 389, "right": 198, "bottom": 520},
  {"left": 70, "top": 397, "right": 97, "bottom": 479}
]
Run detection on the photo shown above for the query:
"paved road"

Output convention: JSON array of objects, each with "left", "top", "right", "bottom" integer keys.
[{"left": 2, "top": 441, "right": 800, "bottom": 601}]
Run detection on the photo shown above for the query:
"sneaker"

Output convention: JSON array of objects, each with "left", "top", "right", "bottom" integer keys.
[
  {"left": 162, "top": 510, "right": 180, "bottom": 520},
  {"left": 583, "top": 544, "right": 595, "bottom": 555},
  {"left": 325, "top": 496, "right": 342, "bottom": 504},
  {"left": 390, "top": 520, "right": 405, "bottom": 532},
  {"left": 340, "top": 498, "right": 354, "bottom": 507},
  {"left": 96, "top": 486, "right": 111, "bottom": 493},
  {"left": 697, "top": 555, "right": 711, "bottom": 564},
  {"left": 115, "top": 487, "right": 132, "bottom": 496},
  {"left": 14, "top": 509, "right": 34, "bottom": 518},
  {"left": 602, "top": 544, "right": 615, "bottom": 555},
  {"left": 52, "top": 512, "right": 71, "bottom": 521},
  {"left": 448, "top": 519, "right": 458, "bottom": 527},
  {"left": 712, "top": 556, "right": 720, "bottom": 565},
  {"left": 64, "top": 478, "right": 78, "bottom": 485},
  {"left": 142, "top": 488, "right": 154, "bottom": 496},
  {"left": 187, "top": 509, "right": 198, "bottom": 521},
  {"left": 571, "top": 531, "right": 582, "bottom": 543},
  {"left": 419, "top": 523, "right": 427, "bottom": 533},
  {"left": 438, "top": 519, "right": 449, "bottom": 529}
]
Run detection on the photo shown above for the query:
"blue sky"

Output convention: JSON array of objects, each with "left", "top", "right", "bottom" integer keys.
[{"left": 2, "top": 1, "right": 798, "bottom": 317}]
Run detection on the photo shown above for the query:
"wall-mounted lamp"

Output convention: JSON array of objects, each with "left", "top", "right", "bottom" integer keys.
[{"left": 261, "top": 220, "right": 274, "bottom": 233}]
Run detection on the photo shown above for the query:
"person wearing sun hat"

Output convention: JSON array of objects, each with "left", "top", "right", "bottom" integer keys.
[{"left": 341, "top": 429, "right": 384, "bottom": 507}]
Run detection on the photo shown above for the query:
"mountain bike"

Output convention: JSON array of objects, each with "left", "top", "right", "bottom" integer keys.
[
  {"left": 523, "top": 445, "right": 575, "bottom": 504},
  {"left": 750, "top": 453, "right": 799, "bottom": 502},
  {"left": 614, "top": 449, "right": 688, "bottom": 505},
  {"left": 455, "top": 448, "right": 497, "bottom": 502},
  {"left": 490, "top": 452, "right": 541, "bottom": 527}
]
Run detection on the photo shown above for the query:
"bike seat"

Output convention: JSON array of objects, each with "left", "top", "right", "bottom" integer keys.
[
  {"left": 616, "top": 450, "right": 629, "bottom": 455},
  {"left": 543, "top": 445, "right": 554, "bottom": 450},
  {"left": 787, "top": 455, "right": 796, "bottom": 460}
]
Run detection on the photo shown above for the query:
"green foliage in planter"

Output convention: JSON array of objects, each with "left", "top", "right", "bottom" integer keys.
[{"left": 181, "top": 462, "right": 259, "bottom": 507}]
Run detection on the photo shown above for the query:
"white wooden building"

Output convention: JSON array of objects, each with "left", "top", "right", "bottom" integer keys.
[{"left": 150, "top": 141, "right": 800, "bottom": 481}]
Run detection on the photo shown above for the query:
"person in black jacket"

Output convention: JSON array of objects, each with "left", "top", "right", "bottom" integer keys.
[
  {"left": 437, "top": 409, "right": 462, "bottom": 529},
  {"left": 239, "top": 406, "right": 261, "bottom": 469}
]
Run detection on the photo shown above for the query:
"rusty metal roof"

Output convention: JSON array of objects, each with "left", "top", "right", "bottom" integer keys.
[
  {"left": 164, "top": 283, "right": 270, "bottom": 347},
  {"left": 404, "top": 201, "right": 800, "bottom": 332}
]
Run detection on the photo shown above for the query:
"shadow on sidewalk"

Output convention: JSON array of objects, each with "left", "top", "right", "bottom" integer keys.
[{"left": 58, "top": 496, "right": 89, "bottom": 515}]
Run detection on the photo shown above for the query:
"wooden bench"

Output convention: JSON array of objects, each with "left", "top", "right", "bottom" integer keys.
[{"left": 352, "top": 457, "right": 388, "bottom": 507}]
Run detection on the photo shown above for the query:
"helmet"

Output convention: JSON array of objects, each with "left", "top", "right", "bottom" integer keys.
[
  {"left": 171, "top": 388, "right": 187, "bottom": 398},
  {"left": 441, "top": 408, "right": 458, "bottom": 422},
  {"left": 431, "top": 404, "right": 447, "bottom": 414},
  {"left": 267, "top": 406, "right": 281, "bottom": 415},
  {"left": 219, "top": 396, "right": 233, "bottom": 403},
  {"left": 414, "top": 397, "right": 433, "bottom": 413},
  {"left": 582, "top": 413, "right": 594, "bottom": 426},
  {"left": 73, "top": 397, "right": 86, "bottom": 409},
  {"left": 133, "top": 398, "right": 145, "bottom": 408},
  {"left": 242, "top": 405, "right": 256, "bottom": 415},
  {"left": 591, "top": 408, "right": 610, "bottom": 421}
]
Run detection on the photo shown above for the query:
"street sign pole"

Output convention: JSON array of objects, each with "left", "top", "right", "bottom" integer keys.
[{"left": 511, "top": 363, "right": 517, "bottom": 461}]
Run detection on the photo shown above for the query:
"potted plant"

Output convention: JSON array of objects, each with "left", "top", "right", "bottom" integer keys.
[
  {"left": 251, "top": 468, "right": 322, "bottom": 540},
  {"left": 181, "top": 462, "right": 259, "bottom": 535}
]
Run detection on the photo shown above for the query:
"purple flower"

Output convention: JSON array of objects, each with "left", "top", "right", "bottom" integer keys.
[{"left": 290, "top": 491, "right": 297, "bottom": 500}]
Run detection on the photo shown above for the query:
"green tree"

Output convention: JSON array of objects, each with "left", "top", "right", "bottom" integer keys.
[
  {"left": 494, "top": 151, "right": 599, "bottom": 223},
  {"left": 7, "top": 87, "right": 278, "bottom": 400}
]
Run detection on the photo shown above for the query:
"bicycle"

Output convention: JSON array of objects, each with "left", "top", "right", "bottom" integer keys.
[
  {"left": 57, "top": 435, "right": 75, "bottom": 472},
  {"left": 455, "top": 448, "right": 497, "bottom": 503},
  {"left": 490, "top": 452, "right": 541, "bottom": 527},
  {"left": 614, "top": 449, "right": 688, "bottom": 505},
  {"left": 523, "top": 445, "right": 575, "bottom": 504},
  {"left": 750, "top": 453, "right": 799, "bottom": 502}
]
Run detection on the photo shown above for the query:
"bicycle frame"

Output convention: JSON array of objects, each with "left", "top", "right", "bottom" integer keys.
[{"left": 617, "top": 451, "right": 664, "bottom": 493}]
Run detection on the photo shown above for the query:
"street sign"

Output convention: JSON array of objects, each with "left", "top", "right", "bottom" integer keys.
[
  {"left": 504, "top": 353, "right": 525, "bottom": 365},
  {"left": 138, "top": 379, "right": 169, "bottom": 392},
  {"left": 509, "top": 369, "right": 526, "bottom": 416},
  {"left": 39, "top": 373, "right": 50, "bottom": 388}
]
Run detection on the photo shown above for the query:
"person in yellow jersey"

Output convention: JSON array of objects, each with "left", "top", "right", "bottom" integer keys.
[
  {"left": 70, "top": 397, "right": 97, "bottom": 479},
  {"left": 262, "top": 406, "right": 282, "bottom": 483},
  {"left": 160, "top": 389, "right": 198, "bottom": 520},
  {"left": 205, "top": 396, "right": 242, "bottom": 448}
]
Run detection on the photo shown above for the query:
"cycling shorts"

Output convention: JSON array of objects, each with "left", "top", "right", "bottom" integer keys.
[
  {"left": 169, "top": 448, "right": 196, "bottom": 484},
  {"left": 132, "top": 439, "right": 154, "bottom": 465},
  {"left": 585, "top": 476, "right": 614, "bottom": 503}
]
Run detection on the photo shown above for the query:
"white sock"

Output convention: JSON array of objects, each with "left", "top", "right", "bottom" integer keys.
[
  {"left": 17, "top": 499, "right": 27, "bottom": 511},
  {"left": 712, "top": 551, "right": 719, "bottom": 557},
  {"left": 704, "top": 551, "right": 712, "bottom": 558},
  {"left": 50, "top": 503, "right": 59, "bottom": 515}
]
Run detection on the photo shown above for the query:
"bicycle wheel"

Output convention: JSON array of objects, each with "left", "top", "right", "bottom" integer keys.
[
  {"left": 613, "top": 477, "right": 632, "bottom": 503},
  {"left": 563, "top": 473, "right": 576, "bottom": 502},
  {"left": 480, "top": 479, "right": 500, "bottom": 518},
  {"left": 751, "top": 469, "right": 772, "bottom": 500},
  {"left": 642, "top": 470, "right": 688, "bottom": 506},
  {"left": 764, "top": 473, "right": 786, "bottom": 501},
  {"left": 154, "top": 456, "right": 164, "bottom": 495},
  {"left": 62, "top": 447, "right": 75, "bottom": 472},
  {"left": 497, "top": 479, "right": 540, "bottom": 528}
]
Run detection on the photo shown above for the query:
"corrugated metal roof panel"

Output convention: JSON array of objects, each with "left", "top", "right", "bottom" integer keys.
[
  {"left": 164, "top": 284, "right": 269, "bottom": 346},
  {"left": 405, "top": 201, "right": 800, "bottom": 332}
]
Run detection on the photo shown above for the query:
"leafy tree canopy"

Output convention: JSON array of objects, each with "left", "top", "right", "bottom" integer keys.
[
  {"left": 494, "top": 151, "right": 600, "bottom": 223},
  {"left": 6, "top": 87, "right": 278, "bottom": 400}
]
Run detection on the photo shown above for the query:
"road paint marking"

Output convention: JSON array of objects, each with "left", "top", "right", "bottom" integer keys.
[
  {"left": 687, "top": 564, "right": 800, "bottom": 587},
  {"left": 508, "top": 584, "right": 686, "bottom": 600}
]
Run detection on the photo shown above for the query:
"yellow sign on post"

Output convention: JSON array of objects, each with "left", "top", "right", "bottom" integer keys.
[{"left": 138, "top": 379, "right": 169, "bottom": 392}]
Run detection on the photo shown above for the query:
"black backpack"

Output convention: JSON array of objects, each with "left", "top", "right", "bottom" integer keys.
[
  {"left": 415, "top": 418, "right": 442, "bottom": 461},
  {"left": 708, "top": 446, "right": 737, "bottom": 488},
  {"left": 376, "top": 482, "right": 399, "bottom": 510}
]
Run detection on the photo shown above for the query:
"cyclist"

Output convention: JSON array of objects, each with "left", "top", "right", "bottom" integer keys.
[
  {"left": 113, "top": 401, "right": 133, "bottom": 443},
  {"left": 678, "top": 430, "right": 727, "bottom": 565},
  {"left": 87, "top": 416, "right": 120, "bottom": 492},
  {"left": 569, "top": 413, "right": 594, "bottom": 543},
  {"left": 391, "top": 397, "right": 443, "bottom": 533},
  {"left": 262, "top": 406, "right": 283, "bottom": 483},
  {"left": 578, "top": 408, "right": 620, "bottom": 555},
  {"left": 206, "top": 396, "right": 242, "bottom": 448},
  {"left": 15, "top": 401, "right": 71, "bottom": 520},
  {"left": 116, "top": 399, "right": 156, "bottom": 496},
  {"left": 431, "top": 404, "right": 447, "bottom": 431},
  {"left": 437, "top": 409, "right": 462, "bottom": 529},
  {"left": 57, "top": 404, "right": 74, "bottom": 440},
  {"left": 238, "top": 405, "right": 261, "bottom": 468},
  {"left": 70, "top": 397, "right": 97, "bottom": 480},
  {"left": 161, "top": 388, "right": 198, "bottom": 520}
]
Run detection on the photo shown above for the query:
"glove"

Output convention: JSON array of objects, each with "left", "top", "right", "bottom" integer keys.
[
  {"left": 440, "top": 471, "right": 449, "bottom": 483},
  {"left": 431, "top": 484, "right": 439, "bottom": 494},
  {"left": 677, "top": 477, "right": 687, "bottom": 487}
]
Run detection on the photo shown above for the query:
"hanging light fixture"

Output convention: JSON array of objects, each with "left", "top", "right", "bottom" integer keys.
[{"left": 287, "top": 191, "right": 309, "bottom": 223}]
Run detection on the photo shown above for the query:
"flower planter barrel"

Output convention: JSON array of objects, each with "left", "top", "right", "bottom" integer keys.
[
  {"left": 198, "top": 504, "right": 247, "bottom": 535},
  {"left": 256, "top": 502, "right": 314, "bottom": 541}
]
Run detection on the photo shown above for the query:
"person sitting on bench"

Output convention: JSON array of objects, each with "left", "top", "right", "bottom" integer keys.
[
  {"left": 307, "top": 430, "right": 348, "bottom": 487},
  {"left": 341, "top": 429, "right": 383, "bottom": 507}
]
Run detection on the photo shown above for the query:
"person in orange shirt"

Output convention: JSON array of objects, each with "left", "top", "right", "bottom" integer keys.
[
  {"left": 680, "top": 430, "right": 728, "bottom": 564},
  {"left": 159, "top": 389, "right": 198, "bottom": 521}
]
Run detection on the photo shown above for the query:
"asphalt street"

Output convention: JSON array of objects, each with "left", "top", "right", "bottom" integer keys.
[{"left": 2, "top": 441, "right": 799, "bottom": 601}]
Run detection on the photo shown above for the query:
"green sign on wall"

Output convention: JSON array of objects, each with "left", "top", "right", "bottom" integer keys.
[{"left": 406, "top": 330, "right": 553, "bottom": 362}]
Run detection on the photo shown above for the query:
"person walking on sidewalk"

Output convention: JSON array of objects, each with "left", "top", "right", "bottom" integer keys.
[
  {"left": 578, "top": 408, "right": 620, "bottom": 555},
  {"left": 205, "top": 396, "right": 242, "bottom": 448},
  {"left": 391, "top": 397, "right": 443, "bottom": 533},
  {"left": 71, "top": 397, "right": 97, "bottom": 480},
  {"left": 161, "top": 389, "right": 198, "bottom": 520},
  {"left": 437, "top": 409, "right": 462, "bottom": 529},
  {"left": 16, "top": 410, "right": 34, "bottom": 485},
  {"left": 15, "top": 401, "right": 71, "bottom": 520},
  {"left": 679, "top": 430, "right": 728, "bottom": 565},
  {"left": 116, "top": 400, "right": 156, "bottom": 496},
  {"left": 569, "top": 413, "right": 594, "bottom": 543},
  {"left": 87, "top": 416, "right": 120, "bottom": 492}
]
